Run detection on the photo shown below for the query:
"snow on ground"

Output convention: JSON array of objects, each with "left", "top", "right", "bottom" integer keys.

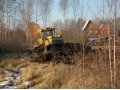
[
  {"left": 3, "top": 85, "right": 17, "bottom": 89},
  {"left": 0, "top": 81, "right": 9, "bottom": 86},
  {"left": 0, "top": 67, "right": 26, "bottom": 89},
  {"left": 19, "top": 68, "right": 25, "bottom": 72},
  {"left": 23, "top": 81, "right": 30, "bottom": 86},
  {"left": 3, "top": 70, "right": 11, "bottom": 74}
]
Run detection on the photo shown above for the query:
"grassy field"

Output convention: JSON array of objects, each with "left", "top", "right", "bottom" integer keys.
[{"left": 0, "top": 49, "right": 120, "bottom": 89}]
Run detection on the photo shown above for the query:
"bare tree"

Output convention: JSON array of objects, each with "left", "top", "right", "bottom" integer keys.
[
  {"left": 38, "top": 0, "right": 53, "bottom": 27},
  {"left": 106, "top": 0, "right": 114, "bottom": 88},
  {"left": 106, "top": 0, "right": 120, "bottom": 88},
  {"left": 113, "top": 0, "right": 118, "bottom": 88},
  {"left": 70, "top": 0, "right": 80, "bottom": 21},
  {"left": 59, "top": 0, "right": 69, "bottom": 30},
  {"left": 21, "top": 0, "right": 32, "bottom": 46}
]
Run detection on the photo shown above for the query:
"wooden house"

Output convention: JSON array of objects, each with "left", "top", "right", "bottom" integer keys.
[{"left": 82, "top": 20, "right": 110, "bottom": 38}]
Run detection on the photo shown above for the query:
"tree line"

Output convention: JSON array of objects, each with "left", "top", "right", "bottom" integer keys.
[{"left": 0, "top": 0, "right": 120, "bottom": 53}]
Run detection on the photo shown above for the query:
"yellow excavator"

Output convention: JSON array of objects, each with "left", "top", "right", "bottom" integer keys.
[
  {"left": 27, "top": 24, "right": 69, "bottom": 63},
  {"left": 34, "top": 27, "right": 65, "bottom": 62},
  {"left": 26, "top": 27, "right": 74, "bottom": 63},
  {"left": 26, "top": 22, "right": 91, "bottom": 64}
]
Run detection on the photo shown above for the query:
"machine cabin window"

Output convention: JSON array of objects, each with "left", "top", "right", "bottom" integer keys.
[{"left": 42, "top": 31, "right": 53, "bottom": 39}]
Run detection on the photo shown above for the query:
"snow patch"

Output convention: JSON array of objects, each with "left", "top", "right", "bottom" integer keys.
[
  {"left": 19, "top": 68, "right": 25, "bottom": 72},
  {"left": 0, "top": 81, "right": 9, "bottom": 86},
  {"left": 3, "top": 70, "right": 11, "bottom": 74},
  {"left": 13, "top": 73, "right": 19, "bottom": 77},
  {"left": 3, "top": 85, "right": 17, "bottom": 89},
  {"left": 5, "top": 77, "right": 14, "bottom": 81},
  {"left": 16, "top": 76, "right": 21, "bottom": 80},
  {"left": 23, "top": 81, "right": 30, "bottom": 85},
  {"left": 1, "top": 67, "right": 26, "bottom": 89}
]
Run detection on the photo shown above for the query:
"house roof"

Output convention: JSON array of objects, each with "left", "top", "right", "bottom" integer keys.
[
  {"left": 82, "top": 20, "right": 99, "bottom": 31},
  {"left": 100, "top": 24, "right": 110, "bottom": 34},
  {"left": 82, "top": 20, "right": 92, "bottom": 31}
]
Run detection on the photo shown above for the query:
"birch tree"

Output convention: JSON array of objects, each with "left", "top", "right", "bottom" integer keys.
[
  {"left": 112, "top": 0, "right": 118, "bottom": 88},
  {"left": 106, "top": 0, "right": 120, "bottom": 88},
  {"left": 21, "top": 0, "right": 32, "bottom": 47},
  {"left": 106, "top": 0, "right": 114, "bottom": 88}
]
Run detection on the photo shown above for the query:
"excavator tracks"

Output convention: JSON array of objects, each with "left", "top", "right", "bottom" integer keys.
[{"left": 29, "top": 43, "right": 92, "bottom": 64}]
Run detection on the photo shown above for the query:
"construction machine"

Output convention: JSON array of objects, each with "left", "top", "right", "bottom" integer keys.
[
  {"left": 27, "top": 25, "right": 74, "bottom": 64},
  {"left": 26, "top": 22, "right": 91, "bottom": 64}
]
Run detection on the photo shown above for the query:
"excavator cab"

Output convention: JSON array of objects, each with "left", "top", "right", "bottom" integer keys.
[
  {"left": 41, "top": 28, "right": 55, "bottom": 39},
  {"left": 37, "top": 27, "right": 64, "bottom": 46}
]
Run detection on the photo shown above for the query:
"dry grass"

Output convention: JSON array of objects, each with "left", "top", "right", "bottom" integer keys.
[
  {"left": 0, "top": 68, "right": 4, "bottom": 75},
  {"left": 20, "top": 60, "right": 102, "bottom": 89},
  {"left": 20, "top": 63, "right": 67, "bottom": 88},
  {"left": 0, "top": 68, "right": 4, "bottom": 82},
  {"left": 17, "top": 84, "right": 29, "bottom": 89},
  {"left": 0, "top": 50, "right": 120, "bottom": 89},
  {"left": 0, "top": 54, "right": 31, "bottom": 69},
  {"left": 0, "top": 85, "right": 4, "bottom": 89}
]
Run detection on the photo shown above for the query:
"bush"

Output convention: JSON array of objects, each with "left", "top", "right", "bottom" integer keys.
[{"left": 0, "top": 29, "right": 26, "bottom": 53}]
